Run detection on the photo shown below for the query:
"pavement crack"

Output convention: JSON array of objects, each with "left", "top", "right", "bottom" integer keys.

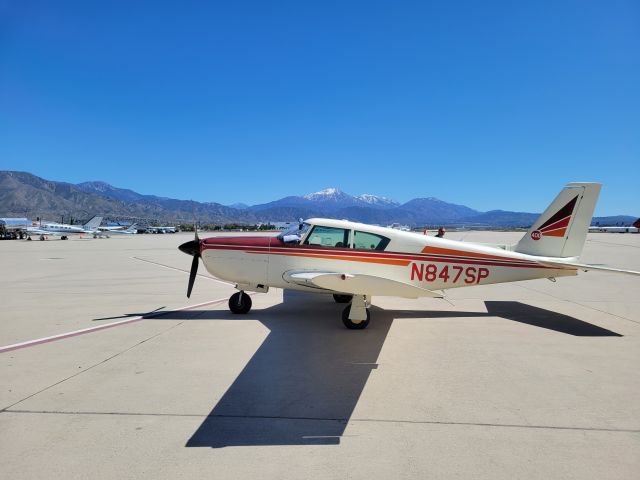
[
  {"left": 2, "top": 409, "right": 638, "bottom": 434},
  {"left": 0, "top": 321, "right": 184, "bottom": 412},
  {"left": 131, "top": 256, "right": 232, "bottom": 285}
]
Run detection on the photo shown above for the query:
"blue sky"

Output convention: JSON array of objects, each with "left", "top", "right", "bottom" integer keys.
[{"left": 1, "top": 1, "right": 638, "bottom": 215}]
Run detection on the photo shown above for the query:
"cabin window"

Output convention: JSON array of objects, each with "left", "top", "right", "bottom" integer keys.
[
  {"left": 353, "top": 231, "right": 390, "bottom": 251},
  {"left": 303, "top": 226, "right": 351, "bottom": 248}
]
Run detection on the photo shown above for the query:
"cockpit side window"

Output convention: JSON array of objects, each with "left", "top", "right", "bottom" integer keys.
[
  {"left": 303, "top": 226, "right": 351, "bottom": 248},
  {"left": 353, "top": 231, "right": 390, "bottom": 251},
  {"left": 277, "top": 222, "right": 311, "bottom": 244}
]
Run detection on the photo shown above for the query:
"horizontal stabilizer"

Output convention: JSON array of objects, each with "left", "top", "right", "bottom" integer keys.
[
  {"left": 539, "top": 260, "right": 640, "bottom": 276},
  {"left": 284, "top": 270, "right": 444, "bottom": 298}
]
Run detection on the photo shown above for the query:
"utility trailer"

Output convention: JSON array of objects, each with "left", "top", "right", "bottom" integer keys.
[{"left": 0, "top": 218, "right": 31, "bottom": 240}]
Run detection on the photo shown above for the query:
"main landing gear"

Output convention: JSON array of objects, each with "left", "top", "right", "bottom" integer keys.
[
  {"left": 225, "top": 289, "right": 372, "bottom": 329},
  {"left": 342, "top": 305, "right": 370, "bottom": 329},
  {"left": 341, "top": 295, "right": 371, "bottom": 330},
  {"left": 229, "top": 291, "right": 252, "bottom": 314}
]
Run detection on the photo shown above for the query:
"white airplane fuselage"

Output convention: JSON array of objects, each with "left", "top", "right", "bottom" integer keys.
[{"left": 200, "top": 220, "right": 576, "bottom": 296}]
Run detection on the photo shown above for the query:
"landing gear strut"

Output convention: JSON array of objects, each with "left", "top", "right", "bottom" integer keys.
[
  {"left": 229, "top": 291, "right": 252, "bottom": 314},
  {"left": 341, "top": 295, "right": 371, "bottom": 329},
  {"left": 342, "top": 305, "right": 370, "bottom": 329}
]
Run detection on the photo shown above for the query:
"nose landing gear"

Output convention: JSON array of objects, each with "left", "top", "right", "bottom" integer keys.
[{"left": 229, "top": 291, "right": 252, "bottom": 314}]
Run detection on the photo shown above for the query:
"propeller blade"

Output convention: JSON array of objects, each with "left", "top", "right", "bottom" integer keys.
[
  {"left": 181, "top": 225, "right": 201, "bottom": 298},
  {"left": 187, "top": 253, "right": 199, "bottom": 298}
]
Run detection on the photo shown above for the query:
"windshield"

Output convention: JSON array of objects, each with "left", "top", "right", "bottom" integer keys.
[{"left": 277, "top": 222, "right": 311, "bottom": 244}]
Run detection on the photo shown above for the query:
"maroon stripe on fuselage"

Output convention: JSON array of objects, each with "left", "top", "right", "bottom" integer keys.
[
  {"left": 203, "top": 236, "right": 272, "bottom": 247},
  {"left": 201, "top": 242, "right": 561, "bottom": 269},
  {"left": 202, "top": 240, "right": 534, "bottom": 263}
]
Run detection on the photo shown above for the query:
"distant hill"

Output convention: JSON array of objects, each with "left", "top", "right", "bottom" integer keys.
[
  {"left": 462, "top": 210, "right": 540, "bottom": 227},
  {"left": 0, "top": 171, "right": 258, "bottom": 224},
  {"left": 591, "top": 215, "right": 638, "bottom": 226},
  {"left": 247, "top": 188, "right": 479, "bottom": 225},
  {"left": 0, "top": 171, "right": 634, "bottom": 227}
]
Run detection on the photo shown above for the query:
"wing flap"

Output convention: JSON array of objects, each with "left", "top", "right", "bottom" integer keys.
[{"left": 284, "top": 270, "right": 443, "bottom": 298}]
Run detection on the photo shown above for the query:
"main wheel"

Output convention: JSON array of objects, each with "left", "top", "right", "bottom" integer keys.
[
  {"left": 333, "top": 294, "right": 353, "bottom": 304},
  {"left": 341, "top": 305, "right": 370, "bottom": 330},
  {"left": 229, "top": 291, "right": 252, "bottom": 314}
]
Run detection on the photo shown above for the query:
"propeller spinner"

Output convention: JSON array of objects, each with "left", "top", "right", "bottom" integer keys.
[{"left": 178, "top": 228, "right": 201, "bottom": 298}]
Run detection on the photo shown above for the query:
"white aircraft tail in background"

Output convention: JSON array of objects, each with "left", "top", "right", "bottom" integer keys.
[{"left": 82, "top": 216, "right": 103, "bottom": 231}]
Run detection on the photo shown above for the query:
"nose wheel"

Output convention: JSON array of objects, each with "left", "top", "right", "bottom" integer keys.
[{"left": 229, "top": 291, "right": 252, "bottom": 314}]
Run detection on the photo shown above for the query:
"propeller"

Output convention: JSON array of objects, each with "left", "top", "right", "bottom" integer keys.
[{"left": 178, "top": 226, "right": 201, "bottom": 298}]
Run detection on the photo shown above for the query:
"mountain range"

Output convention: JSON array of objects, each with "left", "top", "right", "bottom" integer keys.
[{"left": 0, "top": 171, "right": 634, "bottom": 227}]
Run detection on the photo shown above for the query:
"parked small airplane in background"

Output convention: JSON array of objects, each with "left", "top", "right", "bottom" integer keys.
[
  {"left": 589, "top": 218, "right": 640, "bottom": 234},
  {"left": 148, "top": 226, "right": 177, "bottom": 234},
  {"left": 179, "top": 183, "right": 640, "bottom": 329},
  {"left": 96, "top": 223, "right": 138, "bottom": 236},
  {"left": 27, "top": 216, "right": 103, "bottom": 240}
]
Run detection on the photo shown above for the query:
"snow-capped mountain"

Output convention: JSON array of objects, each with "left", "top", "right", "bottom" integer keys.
[
  {"left": 302, "top": 188, "right": 399, "bottom": 209},
  {"left": 355, "top": 194, "right": 400, "bottom": 209},
  {"left": 303, "top": 188, "right": 361, "bottom": 206}
]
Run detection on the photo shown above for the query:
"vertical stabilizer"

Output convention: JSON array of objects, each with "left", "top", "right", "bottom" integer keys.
[
  {"left": 83, "top": 216, "right": 103, "bottom": 231},
  {"left": 514, "top": 183, "right": 601, "bottom": 258}
]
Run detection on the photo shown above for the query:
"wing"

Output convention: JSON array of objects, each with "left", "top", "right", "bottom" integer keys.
[
  {"left": 539, "top": 260, "right": 640, "bottom": 276},
  {"left": 27, "top": 228, "right": 61, "bottom": 236},
  {"left": 283, "top": 270, "right": 444, "bottom": 298}
]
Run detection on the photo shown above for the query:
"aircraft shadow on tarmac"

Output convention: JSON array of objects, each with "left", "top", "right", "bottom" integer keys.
[{"left": 137, "top": 291, "right": 621, "bottom": 448}]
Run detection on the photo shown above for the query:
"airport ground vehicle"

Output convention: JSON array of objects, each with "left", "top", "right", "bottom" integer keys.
[{"left": 0, "top": 218, "right": 30, "bottom": 240}]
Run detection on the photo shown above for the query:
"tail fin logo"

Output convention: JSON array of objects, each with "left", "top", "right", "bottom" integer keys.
[{"left": 530, "top": 195, "right": 579, "bottom": 241}]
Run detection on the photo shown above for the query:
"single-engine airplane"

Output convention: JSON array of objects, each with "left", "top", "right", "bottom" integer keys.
[
  {"left": 96, "top": 223, "right": 138, "bottom": 236},
  {"left": 179, "top": 183, "right": 640, "bottom": 329}
]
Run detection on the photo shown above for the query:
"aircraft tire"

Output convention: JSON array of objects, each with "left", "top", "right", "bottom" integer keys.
[
  {"left": 333, "top": 294, "right": 353, "bottom": 304},
  {"left": 341, "top": 305, "right": 370, "bottom": 330},
  {"left": 229, "top": 292, "right": 252, "bottom": 314}
]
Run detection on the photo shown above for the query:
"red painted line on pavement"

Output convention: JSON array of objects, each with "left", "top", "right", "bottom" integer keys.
[{"left": 0, "top": 297, "right": 234, "bottom": 354}]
